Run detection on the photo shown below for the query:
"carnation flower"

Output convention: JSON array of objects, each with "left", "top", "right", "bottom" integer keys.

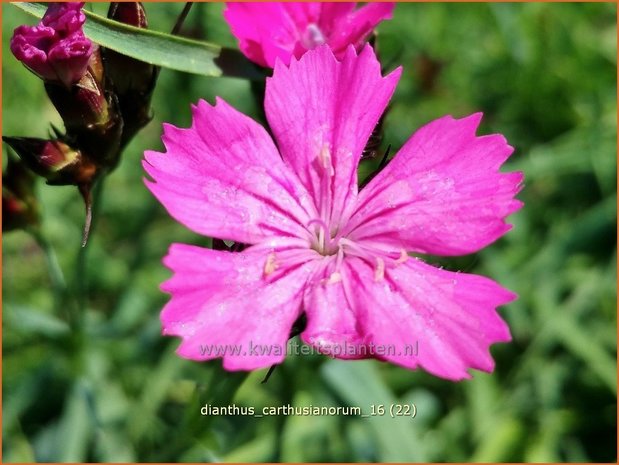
[
  {"left": 10, "top": 2, "right": 93, "bottom": 87},
  {"left": 223, "top": 2, "right": 394, "bottom": 68},
  {"left": 144, "top": 46, "right": 523, "bottom": 381}
]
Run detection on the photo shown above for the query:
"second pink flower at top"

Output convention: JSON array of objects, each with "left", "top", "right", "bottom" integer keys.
[{"left": 224, "top": 2, "right": 395, "bottom": 68}]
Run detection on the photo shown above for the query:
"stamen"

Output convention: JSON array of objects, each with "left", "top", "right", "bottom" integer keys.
[
  {"left": 334, "top": 245, "right": 344, "bottom": 271},
  {"left": 302, "top": 23, "right": 326, "bottom": 49},
  {"left": 395, "top": 249, "right": 409, "bottom": 264},
  {"left": 263, "top": 252, "right": 278, "bottom": 276},
  {"left": 307, "top": 218, "right": 329, "bottom": 231},
  {"left": 374, "top": 257, "right": 385, "bottom": 282},
  {"left": 318, "top": 145, "right": 334, "bottom": 177},
  {"left": 337, "top": 237, "right": 364, "bottom": 256},
  {"left": 327, "top": 272, "right": 342, "bottom": 284},
  {"left": 337, "top": 238, "right": 399, "bottom": 281},
  {"left": 307, "top": 218, "right": 329, "bottom": 253},
  {"left": 318, "top": 227, "right": 325, "bottom": 253}
]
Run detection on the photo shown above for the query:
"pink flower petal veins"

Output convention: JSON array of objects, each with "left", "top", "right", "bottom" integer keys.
[
  {"left": 301, "top": 257, "right": 373, "bottom": 359},
  {"left": 345, "top": 113, "right": 524, "bottom": 256},
  {"left": 326, "top": 3, "right": 395, "bottom": 54},
  {"left": 224, "top": 2, "right": 395, "bottom": 67},
  {"left": 266, "top": 45, "right": 401, "bottom": 237},
  {"left": 339, "top": 257, "right": 514, "bottom": 380},
  {"left": 144, "top": 98, "right": 318, "bottom": 245},
  {"left": 161, "top": 244, "right": 318, "bottom": 370}
]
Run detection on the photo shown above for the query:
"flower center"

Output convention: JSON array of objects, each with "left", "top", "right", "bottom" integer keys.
[
  {"left": 308, "top": 218, "right": 340, "bottom": 255},
  {"left": 301, "top": 23, "right": 326, "bottom": 50},
  {"left": 260, "top": 142, "right": 407, "bottom": 284},
  {"left": 304, "top": 217, "right": 409, "bottom": 282}
]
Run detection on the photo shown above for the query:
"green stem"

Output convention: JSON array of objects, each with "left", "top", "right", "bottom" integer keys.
[
  {"left": 31, "top": 228, "right": 68, "bottom": 314},
  {"left": 171, "top": 2, "right": 194, "bottom": 35},
  {"left": 74, "top": 177, "right": 106, "bottom": 329}
]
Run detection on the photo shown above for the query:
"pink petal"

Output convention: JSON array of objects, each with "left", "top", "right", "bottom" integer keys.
[
  {"left": 345, "top": 256, "right": 514, "bottom": 380},
  {"left": 10, "top": 26, "right": 57, "bottom": 80},
  {"left": 327, "top": 3, "right": 395, "bottom": 56},
  {"left": 301, "top": 258, "right": 371, "bottom": 359},
  {"left": 265, "top": 45, "right": 401, "bottom": 233},
  {"left": 224, "top": 3, "right": 300, "bottom": 67},
  {"left": 42, "top": 2, "right": 86, "bottom": 34},
  {"left": 143, "top": 98, "right": 317, "bottom": 245},
  {"left": 48, "top": 33, "right": 93, "bottom": 87},
  {"left": 10, "top": 5, "right": 92, "bottom": 87},
  {"left": 317, "top": 3, "right": 357, "bottom": 30},
  {"left": 161, "top": 244, "right": 316, "bottom": 370},
  {"left": 224, "top": 3, "right": 393, "bottom": 68},
  {"left": 346, "top": 114, "right": 523, "bottom": 256}
]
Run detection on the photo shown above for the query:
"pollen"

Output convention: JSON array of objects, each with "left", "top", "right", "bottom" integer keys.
[
  {"left": 301, "top": 23, "right": 326, "bottom": 50},
  {"left": 318, "top": 145, "right": 335, "bottom": 177},
  {"left": 395, "top": 249, "right": 409, "bottom": 265},
  {"left": 374, "top": 257, "right": 385, "bottom": 282},
  {"left": 263, "top": 252, "right": 278, "bottom": 276},
  {"left": 320, "top": 271, "right": 342, "bottom": 286}
]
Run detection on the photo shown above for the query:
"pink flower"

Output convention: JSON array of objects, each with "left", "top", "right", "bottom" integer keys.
[
  {"left": 143, "top": 46, "right": 523, "bottom": 381},
  {"left": 10, "top": 2, "right": 93, "bottom": 87},
  {"left": 223, "top": 2, "right": 394, "bottom": 68}
]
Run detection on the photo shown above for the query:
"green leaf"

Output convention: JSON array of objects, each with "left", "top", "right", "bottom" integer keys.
[
  {"left": 55, "top": 380, "right": 95, "bottom": 462},
  {"left": 470, "top": 416, "right": 524, "bottom": 462},
  {"left": 12, "top": 2, "right": 263, "bottom": 80},
  {"left": 322, "top": 360, "right": 426, "bottom": 462},
  {"left": 4, "top": 304, "right": 69, "bottom": 338}
]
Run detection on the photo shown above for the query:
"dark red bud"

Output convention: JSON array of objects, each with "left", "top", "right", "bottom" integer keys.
[
  {"left": 2, "top": 136, "right": 96, "bottom": 186},
  {"left": 2, "top": 157, "right": 39, "bottom": 231},
  {"left": 105, "top": 3, "right": 154, "bottom": 95},
  {"left": 105, "top": 2, "right": 155, "bottom": 148},
  {"left": 108, "top": 2, "right": 148, "bottom": 28},
  {"left": 45, "top": 46, "right": 111, "bottom": 131},
  {"left": 44, "top": 43, "right": 125, "bottom": 169}
]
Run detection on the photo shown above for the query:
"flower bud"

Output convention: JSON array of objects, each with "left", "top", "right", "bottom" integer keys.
[
  {"left": 44, "top": 46, "right": 111, "bottom": 131},
  {"left": 105, "top": 2, "right": 156, "bottom": 148},
  {"left": 10, "top": 3, "right": 93, "bottom": 88},
  {"left": 2, "top": 137, "right": 96, "bottom": 186},
  {"left": 2, "top": 157, "right": 39, "bottom": 231},
  {"left": 44, "top": 46, "right": 125, "bottom": 168},
  {"left": 106, "top": 3, "right": 154, "bottom": 94},
  {"left": 3, "top": 138, "right": 101, "bottom": 245}
]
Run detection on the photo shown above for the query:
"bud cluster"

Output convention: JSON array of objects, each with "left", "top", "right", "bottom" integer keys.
[{"left": 4, "top": 2, "right": 156, "bottom": 240}]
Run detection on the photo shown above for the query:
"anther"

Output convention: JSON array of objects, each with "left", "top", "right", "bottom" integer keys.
[
  {"left": 264, "top": 252, "right": 278, "bottom": 276},
  {"left": 327, "top": 271, "right": 342, "bottom": 284},
  {"left": 302, "top": 23, "right": 326, "bottom": 49},
  {"left": 318, "top": 145, "right": 334, "bottom": 177},
  {"left": 374, "top": 257, "right": 385, "bottom": 282},
  {"left": 395, "top": 249, "right": 409, "bottom": 265}
]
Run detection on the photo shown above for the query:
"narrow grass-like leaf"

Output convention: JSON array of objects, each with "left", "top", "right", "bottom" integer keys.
[
  {"left": 470, "top": 416, "right": 524, "bottom": 462},
  {"left": 322, "top": 360, "right": 425, "bottom": 462},
  {"left": 56, "top": 380, "right": 94, "bottom": 462}
]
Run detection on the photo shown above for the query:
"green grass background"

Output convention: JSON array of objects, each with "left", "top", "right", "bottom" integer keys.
[{"left": 2, "top": 2, "right": 617, "bottom": 462}]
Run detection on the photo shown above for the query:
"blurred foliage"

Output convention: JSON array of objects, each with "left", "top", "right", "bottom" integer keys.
[{"left": 2, "top": 2, "right": 616, "bottom": 462}]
